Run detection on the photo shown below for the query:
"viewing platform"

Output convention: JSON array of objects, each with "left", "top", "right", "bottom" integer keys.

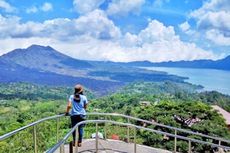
[{"left": 54, "top": 139, "right": 171, "bottom": 153}]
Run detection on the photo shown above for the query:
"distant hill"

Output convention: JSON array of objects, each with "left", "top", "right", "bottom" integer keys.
[
  {"left": 1, "top": 45, "right": 92, "bottom": 68},
  {"left": 0, "top": 45, "right": 93, "bottom": 77},
  {"left": 0, "top": 45, "right": 189, "bottom": 94},
  {"left": 124, "top": 56, "right": 230, "bottom": 70}
]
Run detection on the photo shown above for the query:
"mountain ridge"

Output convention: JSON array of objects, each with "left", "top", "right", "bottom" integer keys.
[
  {"left": 0, "top": 45, "right": 198, "bottom": 94},
  {"left": 2, "top": 44, "right": 229, "bottom": 71},
  {"left": 122, "top": 56, "right": 230, "bottom": 70}
]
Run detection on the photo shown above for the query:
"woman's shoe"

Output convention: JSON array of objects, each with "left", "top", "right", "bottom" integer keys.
[
  {"left": 72, "top": 141, "right": 78, "bottom": 147},
  {"left": 78, "top": 142, "right": 82, "bottom": 147}
]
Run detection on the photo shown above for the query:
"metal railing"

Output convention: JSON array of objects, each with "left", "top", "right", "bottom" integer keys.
[
  {"left": 87, "top": 112, "right": 230, "bottom": 152},
  {"left": 46, "top": 120, "right": 230, "bottom": 153},
  {"left": 1, "top": 112, "right": 230, "bottom": 153},
  {"left": 0, "top": 114, "right": 64, "bottom": 153}
]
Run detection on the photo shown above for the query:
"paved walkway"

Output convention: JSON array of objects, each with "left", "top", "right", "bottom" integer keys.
[{"left": 55, "top": 139, "right": 172, "bottom": 153}]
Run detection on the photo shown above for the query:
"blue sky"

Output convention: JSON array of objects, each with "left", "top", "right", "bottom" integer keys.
[{"left": 0, "top": 0, "right": 229, "bottom": 62}]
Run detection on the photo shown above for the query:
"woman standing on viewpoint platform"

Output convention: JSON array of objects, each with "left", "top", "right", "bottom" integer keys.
[{"left": 65, "top": 84, "right": 88, "bottom": 147}]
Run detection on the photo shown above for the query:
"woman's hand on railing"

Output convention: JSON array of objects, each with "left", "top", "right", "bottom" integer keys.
[{"left": 64, "top": 112, "right": 69, "bottom": 116}]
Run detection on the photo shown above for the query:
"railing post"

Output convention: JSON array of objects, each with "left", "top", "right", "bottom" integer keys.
[
  {"left": 69, "top": 142, "right": 73, "bottom": 153},
  {"left": 33, "top": 125, "right": 37, "bottom": 153},
  {"left": 218, "top": 140, "right": 221, "bottom": 152},
  {"left": 75, "top": 126, "right": 79, "bottom": 153},
  {"left": 174, "top": 129, "right": 177, "bottom": 153},
  {"left": 56, "top": 117, "right": 59, "bottom": 143},
  {"left": 60, "top": 143, "right": 65, "bottom": 153},
  {"left": 134, "top": 127, "right": 137, "bottom": 153},
  {"left": 188, "top": 140, "right": 191, "bottom": 153},
  {"left": 104, "top": 116, "right": 107, "bottom": 139},
  {"left": 127, "top": 118, "right": 130, "bottom": 143},
  {"left": 96, "top": 123, "right": 99, "bottom": 153}
]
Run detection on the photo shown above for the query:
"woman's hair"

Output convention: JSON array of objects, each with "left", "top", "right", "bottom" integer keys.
[{"left": 74, "top": 89, "right": 83, "bottom": 103}]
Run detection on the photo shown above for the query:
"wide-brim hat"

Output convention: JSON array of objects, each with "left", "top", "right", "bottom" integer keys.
[{"left": 74, "top": 84, "right": 83, "bottom": 93}]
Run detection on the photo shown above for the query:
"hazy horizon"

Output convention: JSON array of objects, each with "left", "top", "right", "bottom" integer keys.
[{"left": 1, "top": 44, "right": 230, "bottom": 63}]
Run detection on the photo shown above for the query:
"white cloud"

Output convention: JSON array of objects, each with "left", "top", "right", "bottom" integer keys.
[
  {"left": 38, "top": 10, "right": 121, "bottom": 40},
  {"left": 0, "top": 10, "right": 121, "bottom": 40},
  {"left": 0, "top": 14, "right": 44, "bottom": 38},
  {"left": 56, "top": 29, "right": 215, "bottom": 62},
  {"left": 73, "top": 0, "right": 105, "bottom": 14},
  {"left": 106, "top": 0, "right": 145, "bottom": 16},
  {"left": 121, "top": 32, "right": 139, "bottom": 47},
  {"left": 73, "top": 10, "right": 121, "bottom": 39},
  {"left": 41, "top": 2, "right": 53, "bottom": 12},
  {"left": 26, "top": 6, "right": 38, "bottom": 14},
  {"left": 179, "top": 21, "right": 196, "bottom": 35},
  {"left": 138, "top": 20, "right": 178, "bottom": 43},
  {"left": 153, "top": 0, "right": 170, "bottom": 7},
  {"left": 26, "top": 3, "right": 53, "bottom": 14},
  {"left": 206, "top": 29, "right": 230, "bottom": 46},
  {"left": 0, "top": 13, "right": 216, "bottom": 62},
  {"left": 179, "top": 21, "right": 190, "bottom": 32},
  {"left": 116, "top": 20, "right": 215, "bottom": 62},
  {"left": 0, "top": 0, "right": 16, "bottom": 12},
  {"left": 72, "top": 0, "right": 144, "bottom": 16},
  {"left": 196, "top": 11, "right": 230, "bottom": 32},
  {"left": 190, "top": 0, "right": 230, "bottom": 46},
  {"left": 190, "top": 0, "right": 230, "bottom": 17}
]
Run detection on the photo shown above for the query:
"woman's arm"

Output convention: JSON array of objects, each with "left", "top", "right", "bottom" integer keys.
[
  {"left": 65, "top": 101, "right": 71, "bottom": 115},
  {"left": 84, "top": 103, "right": 87, "bottom": 109},
  {"left": 84, "top": 98, "right": 89, "bottom": 109}
]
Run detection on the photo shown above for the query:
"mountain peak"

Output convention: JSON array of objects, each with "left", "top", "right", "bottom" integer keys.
[
  {"left": 27, "top": 44, "right": 55, "bottom": 51},
  {"left": 0, "top": 44, "right": 93, "bottom": 71},
  {"left": 0, "top": 44, "right": 62, "bottom": 63}
]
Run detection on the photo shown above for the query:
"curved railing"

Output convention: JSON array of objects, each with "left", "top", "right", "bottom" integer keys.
[
  {"left": 87, "top": 112, "right": 230, "bottom": 152},
  {"left": 1, "top": 112, "right": 230, "bottom": 153},
  {"left": 0, "top": 114, "right": 64, "bottom": 141},
  {"left": 0, "top": 114, "right": 64, "bottom": 153},
  {"left": 46, "top": 120, "right": 230, "bottom": 153}
]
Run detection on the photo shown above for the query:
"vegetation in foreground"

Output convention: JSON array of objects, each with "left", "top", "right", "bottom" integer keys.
[{"left": 0, "top": 82, "right": 230, "bottom": 153}]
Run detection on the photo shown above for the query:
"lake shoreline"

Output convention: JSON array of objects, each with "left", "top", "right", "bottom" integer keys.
[{"left": 142, "top": 67, "right": 230, "bottom": 96}]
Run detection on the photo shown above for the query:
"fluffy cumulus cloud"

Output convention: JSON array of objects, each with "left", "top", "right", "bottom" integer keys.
[
  {"left": 139, "top": 20, "right": 178, "bottom": 43},
  {"left": 113, "top": 20, "right": 215, "bottom": 62},
  {"left": 179, "top": 21, "right": 195, "bottom": 35},
  {"left": 98, "top": 20, "right": 213, "bottom": 62},
  {"left": 0, "top": 12, "right": 216, "bottom": 62},
  {"left": 106, "top": 0, "right": 145, "bottom": 16},
  {"left": 190, "top": 0, "right": 230, "bottom": 17},
  {"left": 41, "top": 2, "right": 53, "bottom": 12},
  {"left": 0, "top": 0, "right": 16, "bottom": 12},
  {"left": 26, "top": 6, "right": 38, "bottom": 14},
  {"left": 73, "top": 0, "right": 145, "bottom": 16},
  {"left": 190, "top": 0, "right": 230, "bottom": 46},
  {"left": 0, "top": 15, "right": 43, "bottom": 38},
  {"left": 0, "top": 10, "right": 120, "bottom": 40},
  {"left": 206, "top": 29, "right": 230, "bottom": 46},
  {"left": 26, "top": 2, "right": 53, "bottom": 14},
  {"left": 72, "top": 10, "right": 121, "bottom": 39},
  {"left": 73, "top": 0, "right": 105, "bottom": 14},
  {"left": 179, "top": 21, "right": 190, "bottom": 32}
]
